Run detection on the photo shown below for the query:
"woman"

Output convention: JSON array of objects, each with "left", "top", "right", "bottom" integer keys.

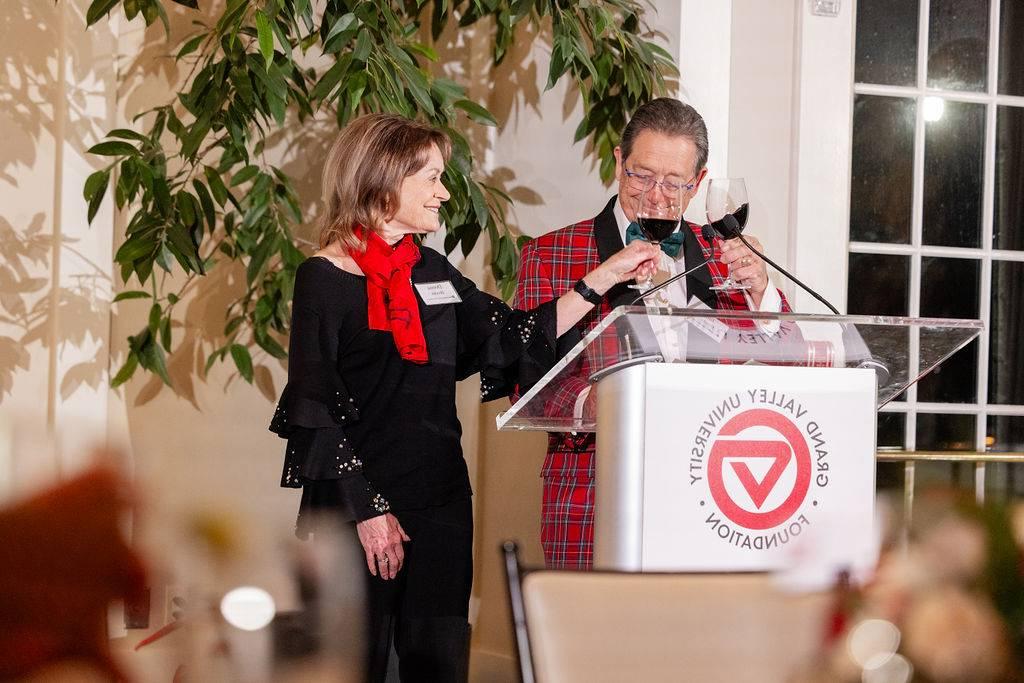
[{"left": 269, "top": 113, "right": 658, "bottom": 682}]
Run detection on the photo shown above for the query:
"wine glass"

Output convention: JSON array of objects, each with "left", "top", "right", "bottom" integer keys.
[
  {"left": 705, "top": 178, "right": 751, "bottom": 292},
  {"left": 628, "top": 181, "right": 683, "bottom": 291}
]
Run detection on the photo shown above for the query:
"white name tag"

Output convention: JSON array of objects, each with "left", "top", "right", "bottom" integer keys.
[
  {"left": 414, "top": 280, "right": 462, "bottom": 305},
  {"left": 685, "top": 297, "right": 728, "bottom": 342}
]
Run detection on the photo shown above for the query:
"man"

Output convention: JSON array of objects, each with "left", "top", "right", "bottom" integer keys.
[{"left": 514, "top": 98, "right": 790, "bottom": 569}]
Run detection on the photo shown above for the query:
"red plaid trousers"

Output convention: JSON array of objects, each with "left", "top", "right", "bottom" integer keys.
[{"left": 514, "top": 214, "right": 789, "bottom": 569}]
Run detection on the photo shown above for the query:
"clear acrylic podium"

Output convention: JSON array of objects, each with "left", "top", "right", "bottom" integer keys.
[{"left": 497, "top": 307, "right": 983, "bottom": 573}]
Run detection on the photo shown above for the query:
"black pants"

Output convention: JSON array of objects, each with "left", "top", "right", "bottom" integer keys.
[{"left": 364, "top": 497, "right": 473, "bottom": 683}]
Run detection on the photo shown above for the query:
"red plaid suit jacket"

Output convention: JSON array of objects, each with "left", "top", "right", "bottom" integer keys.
[{"left": 514, "top": 196, "right": 791, "bottom": 481}]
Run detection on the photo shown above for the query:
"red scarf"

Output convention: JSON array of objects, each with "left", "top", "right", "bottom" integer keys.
[{"left": 349, "top": 227, "right": 428, "bottom": 363}]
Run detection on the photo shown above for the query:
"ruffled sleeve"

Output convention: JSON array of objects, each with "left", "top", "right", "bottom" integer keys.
[
  {"left": 268, "top": 262, "right": 390, "bottom": 524},
  {"left": 445, "top": 261, "right": 561, "bottom": 402}
]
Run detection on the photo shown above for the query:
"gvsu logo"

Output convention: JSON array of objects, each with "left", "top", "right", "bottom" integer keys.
[
  {"left": 707, "top": 408, "right": 811, "bottom": 530},
  {"left": 688, "top": 391, "right": 830, "bottom": 552}
]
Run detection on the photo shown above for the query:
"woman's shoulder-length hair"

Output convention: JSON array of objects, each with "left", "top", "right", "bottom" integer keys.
[{"left": 318, "top": 113, "right": 452, "bottom": 252}]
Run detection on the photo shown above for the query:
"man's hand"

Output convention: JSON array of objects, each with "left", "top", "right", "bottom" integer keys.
[
  {"left": 356, "top": 513, "right": 411, "bottom": 580},
  {"left": 719, "top": 235, "right": 769, "bottom": 304}
]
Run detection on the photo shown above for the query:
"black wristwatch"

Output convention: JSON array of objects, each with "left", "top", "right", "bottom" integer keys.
[{"left": 573, "top": 278, "right": 603, "bottom": 305}]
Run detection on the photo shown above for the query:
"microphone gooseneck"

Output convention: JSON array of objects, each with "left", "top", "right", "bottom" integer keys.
[
  {"left": 719, "top": 214, "right": 840, "bottom": 315},
  {"left": 630, "top": 257, "right": 714, "bottom": 305}
]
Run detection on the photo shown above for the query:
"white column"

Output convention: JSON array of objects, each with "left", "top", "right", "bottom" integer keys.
[{"left": 789, "top": 2, "right": 856, "bottom": 313}]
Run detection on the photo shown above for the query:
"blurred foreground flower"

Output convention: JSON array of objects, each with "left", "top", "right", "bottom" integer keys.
[
  {"left": 0, "top": 463, "right": 147, "bottom": 680},
  {"left": 796, "top": 491, "right": 1024, "bottom": 683}
]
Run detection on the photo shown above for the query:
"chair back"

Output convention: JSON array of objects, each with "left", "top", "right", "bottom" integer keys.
[{"left": 503, "top": 543, "right": 830, "bottom": 683}]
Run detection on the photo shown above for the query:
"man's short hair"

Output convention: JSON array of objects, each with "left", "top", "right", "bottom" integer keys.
[{"left": 620, "top": 98, "right": 709, "bottom": 176}]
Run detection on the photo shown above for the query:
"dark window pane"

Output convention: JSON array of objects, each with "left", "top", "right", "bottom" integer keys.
[
  {"left": 850, "top": 96, "right": 915, "bottom": 244},
  {"left": 855, "top": 0, "right": 919, "bottom": 86},
  {"left": 917, "top": 338, "right": 978, "bottom": 403},
  {"left": 923, "top": 100, "right": 985, "bottom": 248},
  {"left": 987, "top": 415, "right": 1024, "bottom": 452},
  {"left": 847, "top": 253, "right": 910, "bottom": 316},
  {"left": 876, "top": 413, "right": 906, "bottom": 490},
  {"left": 915, "top": 258, "right": 977, "bottom": 402},
  {"left": 872, "top": 411, "right": 905, "bottom": 491},
  {"left": 986, "top": 416, "right": 1024, "bottom": 498},
  {"left": 878, "top": 412, "right": 906, "bottom": 448},
  {"left": 994, "top": 106, "right": 1024, "bottom": 251},
  {"left": 989, "top": 261, "right": 1024, "bottom": 404},
  {"left": 920, "top": 257, "right": 981, "bottom": 319},
  {"left": 998, "top": 0, "right": 1024, "bottom": 96},
  {"left": 916, "top": 413, "right": 976, "bottom": 451},
  {"left": 927, "top": 0, "right": 989, "bottom": 92}
]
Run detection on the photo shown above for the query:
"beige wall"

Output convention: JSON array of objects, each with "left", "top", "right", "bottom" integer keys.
[
  {"left": 0, "top": 0, "right": 119, "bottom": 496},
  {"left": 1, "top": 0, "right": 809, "bottom": 679}
]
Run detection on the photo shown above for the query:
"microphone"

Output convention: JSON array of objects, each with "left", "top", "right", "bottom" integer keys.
[
  {"left": 717, "top": 214, "right": 842, "bottom": 315},
  {"left": 716, "top": 215, "right": 889, "bottom": 384},
  {"left": 629, "top": 224, "right": 717, "bottom": 305}
]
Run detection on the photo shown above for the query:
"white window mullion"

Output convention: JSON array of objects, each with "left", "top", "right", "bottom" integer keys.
[
  {"left": 906, "top": 0, "right": 929, "bottom": 450},
  {"left": 977, "top": 0, "right": 1002, "bottom": 453},
  {"left": 855, "top": 83, "right": 1024, "bottom": 108}
]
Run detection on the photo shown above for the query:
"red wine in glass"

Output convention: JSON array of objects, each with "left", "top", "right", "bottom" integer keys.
[
  {"left": 705, "top": 178, "right": 751, "bottom": 292},
  {"left": 707, "top": 203, "right": 748, "bottom": 240},
  {"left": 637, "top": 216, "right": 682, "bottom": 242},
  {"left": 629, "top": 184, "right": 684, "bottom": 291}
]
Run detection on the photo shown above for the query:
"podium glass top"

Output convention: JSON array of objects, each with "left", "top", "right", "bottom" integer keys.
[{"left": 496, "top": 307, "right": 983, "bottom": 432}]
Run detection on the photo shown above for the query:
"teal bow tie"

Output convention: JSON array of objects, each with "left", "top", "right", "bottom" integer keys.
[{"left": 625, "top": 222, "right": 685, "bottom": 258}]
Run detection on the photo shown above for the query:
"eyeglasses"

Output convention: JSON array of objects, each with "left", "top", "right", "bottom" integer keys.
[{"left": 623, "top": 169, "right": 696, "bottom": 194}]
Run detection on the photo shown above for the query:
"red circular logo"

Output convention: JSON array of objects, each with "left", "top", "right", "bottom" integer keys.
[{"left": 707, "top": 408, "right": 811, "bottom": 530}]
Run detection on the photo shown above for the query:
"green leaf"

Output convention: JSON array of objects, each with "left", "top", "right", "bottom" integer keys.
[
  {"left": 176, "top": 192, "right": 197, "bottom": 227},
  {"left": 148, "top": 302, "right": 163, "bottom": 333},
  {"left": 110, "top": 351, "right": 139, "bottom": 388},
  {"left": 106, "top": 128, "right": 150, "bottom": 143},
  {"left": 431, "top": 77, "right": 465, "bottom": 104},
  {"left": 468, "top": 181, "right": 488, "bottom": 226},
  {"left": 167, "top": 223, "right": 201, "bottom": 272},
  {"left": 230, "top": 165, "right": 260, "bottom": 186},
  {"left": 137, "top": 331, "right": 172, "bottom": 386},
  {"left": 255, "top": 333, "right": 287, "bottom": 360},
  {"left": 454, "top": 99, "right": 497, "bottom": 126},
  {"left": 176, "top": 34, "right": 205, "bottom": 60},
  {"left": 205, "top": 167, "right": 230, "bottom": 206},
  {"left": 351, "top": 29, "right": 372, "bottom": 63},
  {"left": 405, "top": 42, "right": 439, "bottom": 62},
  {"left": 160, "top": 316, "right": 172, "bottom": 351},
  {"left": 86, "top": 0, "right": 120, "bottom": 26},
  {"left": 256, "top": 11, "right": 274, "bottom": 69},
  {"left": 310, "top": 54, "right": 352, "bottom": 101},
  {"left": 203, "top": 347, "right": 223, "bottom": 377},
  {"left": 113, "top": 290, "right": 151, "bottom": 302},
  {"left": 192, "top": 180, "right": 217, "bottom": 232},
  {"left": 230, "top": 343, "right": 254, "bottom": 383},
  {"left": 88, "top": 140, "right": 139, "bottom": 157},
  {"left": 84, "top": 170, "right": 110, "bottom": 224},
  {"left": 115, "top": 232, "right": 158, "bottom": 264},
  {"left": 323, "top": 12, "right": 357, "bottom": 47}
]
